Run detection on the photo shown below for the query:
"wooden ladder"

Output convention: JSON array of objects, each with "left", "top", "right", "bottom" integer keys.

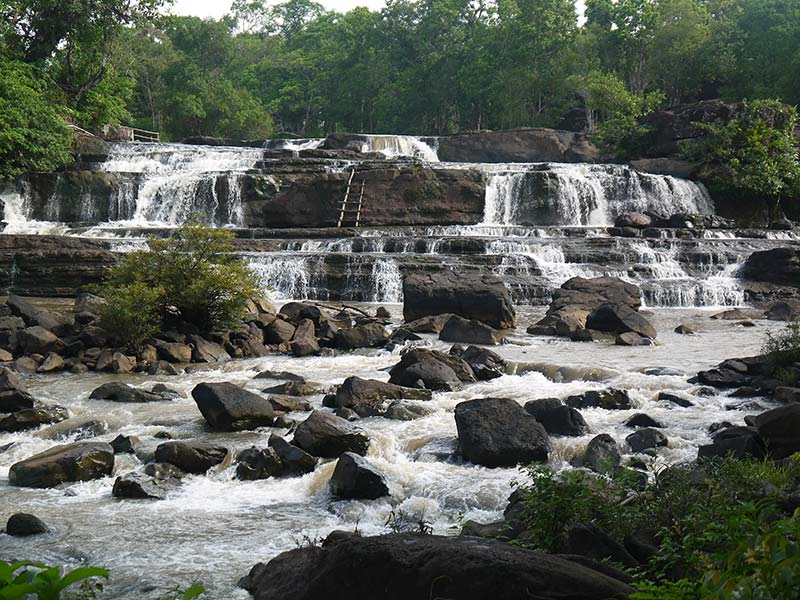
[{"left": 337, "top": 170, "right": 365, "bottom": 227}]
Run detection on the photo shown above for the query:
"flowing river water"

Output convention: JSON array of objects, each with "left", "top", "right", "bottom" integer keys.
[
  {"left": 0, "top": 136, "right": 795, "bottom": 597},
  {"left": 0, "top": 305, "right": 784, "bottom": 598}
]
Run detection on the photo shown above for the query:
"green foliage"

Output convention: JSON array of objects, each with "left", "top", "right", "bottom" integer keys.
[
  {"left": 762, "top": 322, "right": 800, "bottom": 383},
  {"left": 516, "top": 457, "right": 800, "bottom": 596},
  {"left": 0, "top": 560, "right": 108, "bottom": 600},
  {"left": 0, "top": 56, "right": 71, "bottom": 180},
  {"left": 685, "top": 99, "right": 800, "bottom": 208},
  {"left": 102, "top": 219, "right": 259, "bottom": 342},
  {"left": 99, "top": 282, "right": 163, "bottom": 353}
]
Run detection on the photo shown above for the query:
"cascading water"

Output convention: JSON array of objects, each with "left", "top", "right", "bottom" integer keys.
[
  {"left": 482, "top": 164, "right": 713, "bottom": 227},
  {"left": 359, "top": 135, "right": 439, "bottom": 162}
]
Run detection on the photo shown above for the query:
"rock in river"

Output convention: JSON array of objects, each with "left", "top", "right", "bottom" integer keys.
[
  {"left": 329, "top": 452, "right": 389, "bottom": 500},
  {"left": 192, "top": 382, "right": 274, "bottom": 431},
  {"left": 154, "top": 440, "right": 228, "bottom": 474},
  {"left": 239, "top": 533, "right": 634, "bottom": 600},
  {"left": 9, "top": 441, "right": 114, "bottom": 488},
  {"left": 454, "top": 398, "right": 550, "bottom": 467},
  {"left": 292, "top": 410, "right": 370, "bottom": 458}
]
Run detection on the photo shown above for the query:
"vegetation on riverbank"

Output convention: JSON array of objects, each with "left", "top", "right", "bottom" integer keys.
[
  {"left": 99, "top": 220, "right": 259, "bottom": 351},
  {"left": 513, "top": 457, "right": 800, "bottom": 599}
]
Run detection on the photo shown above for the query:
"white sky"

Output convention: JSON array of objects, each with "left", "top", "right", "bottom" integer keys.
[{"left": 171, "top": 1, "right": 587, "bottom": 20}]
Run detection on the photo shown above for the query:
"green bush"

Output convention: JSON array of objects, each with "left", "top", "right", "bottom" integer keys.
[
  {"left": 763, "top": 322, "right": 800, "bottom": 379},
  {"left": 99, "top": 282, "right": 163, "bottom": 353},
  {"left": 684, "top": 99, "right": 800, "bottom": 216},
  {"left": 0, "top": 560, "right": 108, "bottom": 599},
  {"left": 100, "top": 219, "right": 259, "bottom": 349},
  {"left": 515, "top": 458, "right": 800, "bottom": 596}
]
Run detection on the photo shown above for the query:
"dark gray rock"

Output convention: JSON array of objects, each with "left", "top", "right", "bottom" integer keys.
[
  {"left": 333, "top": 323, "right": 389, "bottom": 349},
  {"left": 388, "top": 348, "right": 475, "bottom": 391},
  {"left": 524, "top": 398, "right": 588, "bottom": 436},
  {"left": 403, "top": 271, "right": 515, "bottom": 329},
  {"left": 561, "top": 523, "right": 639, "bottom": 568},
  {"left": 154, "top": 441, "right": 228, "bottom": 474},
  {"left": 587, "top": 303, "right": 657, "bottom": 339},
  {"left": 6, "top": 513, "right": 49, "bottom": 536},
  {"left": 577, "top": 434, "right": 621, "bottom": 472},
  {"left": 89, "top": 382, "right": 164, "bottom": 403},
  {"left": 9, "top": 441, "right": 114, "bottom": 488},
  {"left": 293, "top": 411, "right": 370, "bottom": 458},
  {"left": 658, "top": 391, "right": 694, "bottom": 407},
  {"left": 329, "top": 452, "right": 389, "bottom": 500},
  {"left": 334, "top": 376, "right": 431, "bottom": 417},
  {"left": 384, "top": 401, "right": 434, "bottom": 421},
  {"left": 624, "top": 414, "right": 664, "bottom": 429},
  {"left": 566, "top": 389, "right": 632, "bottom": 410},
  {"left": 698, "top": 426, "right": 766, "bottom": 460},
  {"left": 268, "top": 435, "right": 318, "bottom": 476},
  {"left": 110, "top": 434, "right": 140, "bottom": 454},
  {"left": 188, "top": 335, "right": 230, "bottom": 363},
  {"left": 752, "top": 404, "right": 800, "bottom": 459},
  {"left": 239, "top": 532, "right": 634, "bottom": 600},
  {"left": 112, "top": 473, "right": 169, "bottom": 500},
  {"left": 0, "top": 405, "right": 68, "bottom": 432},
  {"left": 454, "top": 398, "right": 550, "bottom": 468},
  {"left": 626, "top": 428, "right": 668, "bottom": 452},
  {"left": 19, "top": 326, "right": 64, "bottom": 355},
  {"left": 439, "top": 315, "right": 502, "bottom": 345},
  {"left": 236, "top": 446, "right": 283, "bottom": 480},
  {"left": 449, "top": 345, "right": 507, "bottom": 381},
  {"left": 0, "top": 367, "right": 35, "bottom": 412},
  {"left": 192, "top": 382, "right": 274, "bottom": 431}
]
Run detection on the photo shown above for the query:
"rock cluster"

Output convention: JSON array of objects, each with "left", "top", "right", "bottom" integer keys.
[{"left": 529, "top": 277, "right": 657, "bottom": 344}]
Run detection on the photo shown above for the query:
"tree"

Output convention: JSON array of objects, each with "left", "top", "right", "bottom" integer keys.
[
  {"left": 102, "top": 219, "right": 260, "bottom": 334},
  {"left": 686, "top": 99, "right": 800, "bottom": 216},
  {"left": 0, "top": 55, "right": 71, "bottom": 180}
]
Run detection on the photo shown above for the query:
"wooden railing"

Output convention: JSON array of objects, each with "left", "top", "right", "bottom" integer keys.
[{"left": 130, "top": 127, "right": 160, "bottom": 143}]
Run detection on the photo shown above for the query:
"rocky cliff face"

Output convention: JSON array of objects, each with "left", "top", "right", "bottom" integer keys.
[
  {"left": 436, "top": 128, "right": 598, "bottom": 163},
  {"left": 240, "top": 161, "right": 485, "bottom": 228}
]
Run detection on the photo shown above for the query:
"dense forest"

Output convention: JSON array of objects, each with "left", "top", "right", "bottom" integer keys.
[{"left": 1, "top": 0, "right": 800, "bottom": 176}]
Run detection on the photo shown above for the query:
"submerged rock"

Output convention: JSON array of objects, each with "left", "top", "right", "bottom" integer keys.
[
  {"left": 112, "top": 473, "right": 171, "bottom": 500},
  {"left": 239, "top": 533, "right": 634, "bottom": 600},
  {"left": 329, "top": 452, "right": 389, "bottom": 500},
  {"left": 89, "top": 382, "right": 164, "bottom": 403},
  {"left": 9, "top": 441, "right": 114, "bottom": 488},
  {"left": 455, "top": 398, "right": 550, "bottom": 467}
]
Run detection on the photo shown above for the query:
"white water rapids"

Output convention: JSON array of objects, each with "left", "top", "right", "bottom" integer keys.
[{"left": 0, "top": 305, "right": 784, "bottom": 598}]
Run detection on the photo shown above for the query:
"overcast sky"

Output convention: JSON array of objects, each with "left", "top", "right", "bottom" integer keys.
[{"left": 171, "top": 1, "right": 587, "bottom": 21}]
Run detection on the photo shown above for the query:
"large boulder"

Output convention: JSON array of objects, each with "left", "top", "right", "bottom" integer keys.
[
  {"left": 524, "top": 398, "right": 588, "bottom": 436},
  {"left": 235, "top": 446, "right": 283, "bottom": 480},
  {"left": 626, "top": 428, "right": 668, "bottom": 453},
  {"left": 293, "top": 411, "right": 370, "bottom": 458},
  {"left": 329, "top": 452, "right": 390, "bottom": 500},
  {"left": 454, "top": 398, "right": 550, "bottom": 467},
  {"left": 240, "top": 533, "right": 633, "bottom": 600},
  {"left": 403, "top": 271, "right": 515, "bottom": 329},
  {"left": 192, "top": 382, "right": 274, "bottom": 431},
  {"left": 19, "top": 326, "right": 64, "bottom": 355},
  {"left": 439, "top": 315, "right": 503, "bottom": 345},
  {"left": 290, "top": 319, "right": 320, "bottom": 357},
  {"left": 6, "top": 513, "right": 49, "bottom": 536},
  {"left": 188, "top": 335, "right": 230, "bottom": 363},
  {"left": 333, "top": 323, "right": 389, "bottom": 349},
  {"left": 741, "top": 248, "right": 800, "bottom": 286},
  {"left": 112, "top": 473, "right": 170, "bottom": 500},
  {"left": 751, "top": 404, "right": 800, "bottom": 459},
  {"left": 586, "top": 303, "right": 657, "bottom": 339},
  {"left": 153, "top": 440, "right": 228, "bottom": 474},
  {"left": 89, "top": 382, "right": 165, "bottom": 403},
  {"left": 268, "top": 435, "right": 318, "bottom": 475},
  {"left": 334, "top": 377, "right": 431, "bottom": 417},
  {"left": 576, "top": 434, "right": 621, "bottom": 472},
  {"left": 388, "top": 348, "right": 475, "bottom": 391},
  {"left": 698, "top": 426, "right": 766, "bottom": 460},
  {"left": 9, "top": 442, "right": 114, "bottom": 488}
]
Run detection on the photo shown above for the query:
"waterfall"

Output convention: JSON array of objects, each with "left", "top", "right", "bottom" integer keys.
[
  {"left": 371, "top": 259, "right": 403, "bottom": 303},
  {"left": 360, "top": 135, "right": 439, "bottom": 162},
  {"left": 248, "top": 255, "right": 328, "bottom": 301},
  {"left": 482, "top": 164, "right": 713, "bottom": 227}
]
